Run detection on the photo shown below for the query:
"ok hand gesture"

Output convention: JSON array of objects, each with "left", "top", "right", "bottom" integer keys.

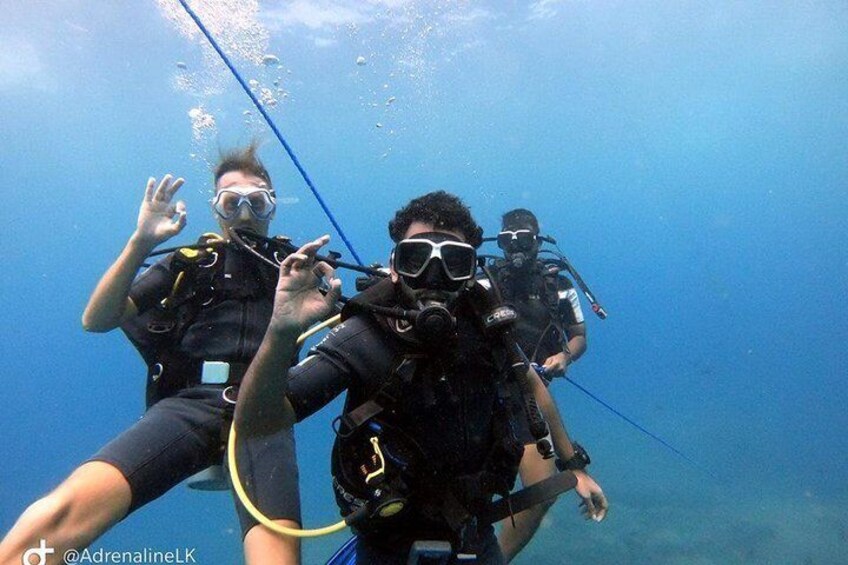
[
  {"left": 269, "top": 235, "right": 343, "bottom": 336},
  {"left": 135, "top": 174, "right": 187, "bottom": 247}
]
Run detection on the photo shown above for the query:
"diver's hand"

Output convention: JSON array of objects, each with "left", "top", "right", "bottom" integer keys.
[
  {"left": 542, "top": 352, "right": 569, "bottom": 378},
  {"left": 573, "top": 470, "right": 608, "bottom": 522},
  {"left": 269, "top": 235, "right": 342, "bottom": 336},
  {"left": 133, "top": 175, "right": 187, "bottom": 248}
]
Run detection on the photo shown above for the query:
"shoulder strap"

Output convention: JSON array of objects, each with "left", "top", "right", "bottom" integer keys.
[
  {"left": 159, "top": 233, "right": 226, "bottom": 311},
  {"left": 337, "top": 355, "right": 422, "bottom": 435},
  {"left": 536, "top": 267, "right": 565, "bottom": 330}
]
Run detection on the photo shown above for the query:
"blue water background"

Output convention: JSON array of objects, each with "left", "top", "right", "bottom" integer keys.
[{"left": 1, "top": 1, "right": 846, "bottom": 563}]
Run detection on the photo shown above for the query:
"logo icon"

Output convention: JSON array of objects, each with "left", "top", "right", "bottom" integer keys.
[{"left": 22, "top": 540, "right": 54, "bottom": 565}]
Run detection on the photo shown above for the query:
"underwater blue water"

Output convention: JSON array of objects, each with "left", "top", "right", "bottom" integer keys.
[{"left": 1, "top": 1, "right": 846, "bottom": 563}]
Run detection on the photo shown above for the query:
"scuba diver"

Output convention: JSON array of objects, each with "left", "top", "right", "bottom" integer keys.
[
  {"left": 485, "top": 209, "right": 588, "bottom": 380},
  {"left": 0, "top": 144, "right": 302, "bottom": 565},
  {"left": 235, "top": 191, "right": 606, "bottom": 564},
  {"left": 481, "top": 208, "right": 607, "bottom": 561}
]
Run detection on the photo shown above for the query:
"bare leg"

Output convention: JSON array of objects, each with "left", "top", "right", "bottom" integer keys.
[
  {"left": 497, "top": 446, "right": 557, "bottom": 563},
  {"left": 0, "top": 462, "right": 132, "bottom": 565},
  {"left": 243, "top": 521, "right": 301, "bottom": 565}
]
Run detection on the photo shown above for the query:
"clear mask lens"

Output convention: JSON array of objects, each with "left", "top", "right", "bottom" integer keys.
[
  {"left": 212, "top": 188, "right": 275, "bottom": 220},
  {"left": 394, "top": 239, "right": 476, "bottom": 282}
]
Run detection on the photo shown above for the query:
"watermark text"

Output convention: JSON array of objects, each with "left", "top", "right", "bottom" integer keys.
[{"left": 23, "top": 541, "right": 197, "bottom": 565}]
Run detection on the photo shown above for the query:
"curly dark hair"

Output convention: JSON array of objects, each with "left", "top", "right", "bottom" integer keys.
[
  {"left": 502, "top": 208, "right": 539, "bottom": 233},
  {"left": 213, "top": 141, "right": 274, "bottom": 194},
  {"left": 388, "top": 191, "right": 483, "bottom": 248}
]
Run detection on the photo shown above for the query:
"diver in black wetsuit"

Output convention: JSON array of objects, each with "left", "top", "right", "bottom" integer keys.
[
  {"left": 236, "top": 191, "right": 606, "bottom": 564},
  {"left": 484, "top": 208, "right": 606, "bottom": 561},
  {"left": 0, "top": 144, "right": 301, "bottom": 565},
  {"left": 488, "top": 209, "right": 587, "bottom": 379}
]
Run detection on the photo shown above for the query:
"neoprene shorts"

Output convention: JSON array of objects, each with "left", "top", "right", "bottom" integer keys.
[{"left": 89, "top": 386, "right": 301, "bottom": 537}]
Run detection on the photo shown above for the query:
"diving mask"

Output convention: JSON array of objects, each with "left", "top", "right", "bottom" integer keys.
[
  {"left": 211, "top": 186, "right": 276, "bottom": 220},
  {"left": 497, "top": 229, "right": 537, "bottom": 252},
  {"left": 392, "top": 236, "right": 477, "bottom": 290}
]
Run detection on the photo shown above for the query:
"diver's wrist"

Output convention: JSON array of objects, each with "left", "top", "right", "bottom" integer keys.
[
  {"left": 128, "top": 231, "right": 159, "bottom": 253},
  {"left": 268, "top": 318, "right": 303, "bottom": 341},
  {"left": 556, "top": 442, "right": 591, "bottom": 471}
]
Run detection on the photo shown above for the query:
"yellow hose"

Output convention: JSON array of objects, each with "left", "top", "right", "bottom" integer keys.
[
  {"left": 296, "top": 314, "right": 341, "bottom": 346},
  {"left": 227, "top": 424, "right": 348, "bottom": 537},
  {"left": 228, "top": 314, "right": 347, "bottom": 538}
]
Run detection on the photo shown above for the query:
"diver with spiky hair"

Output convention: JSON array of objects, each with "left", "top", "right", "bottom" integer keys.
[
  {"left": 236, "top": 191, "right": 606, "bottom": 564},
  {"left": 0, "top": 144, "right": 302, "bottom": 565}
]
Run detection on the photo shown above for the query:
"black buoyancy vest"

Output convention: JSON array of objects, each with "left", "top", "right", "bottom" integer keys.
[
  {"left": 331, "top": 279, "right": 525, "bottom": 546},
  {"left": 494, "top": 261, "right": 564, "bottom": 363},
  {"left": 122, "top": 238, "right": 279, "bottom": 407}
]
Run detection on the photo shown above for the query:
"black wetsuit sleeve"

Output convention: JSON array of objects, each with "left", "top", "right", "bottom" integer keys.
[
  {"left": 286, "top": 353, "right": 350, "bottom": 422},
  {"left": 129, "top": 255, "right": 176, "bottom": 314},
  {"left": 286, "top": 317, "right": 383, "bottom": 422}
]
